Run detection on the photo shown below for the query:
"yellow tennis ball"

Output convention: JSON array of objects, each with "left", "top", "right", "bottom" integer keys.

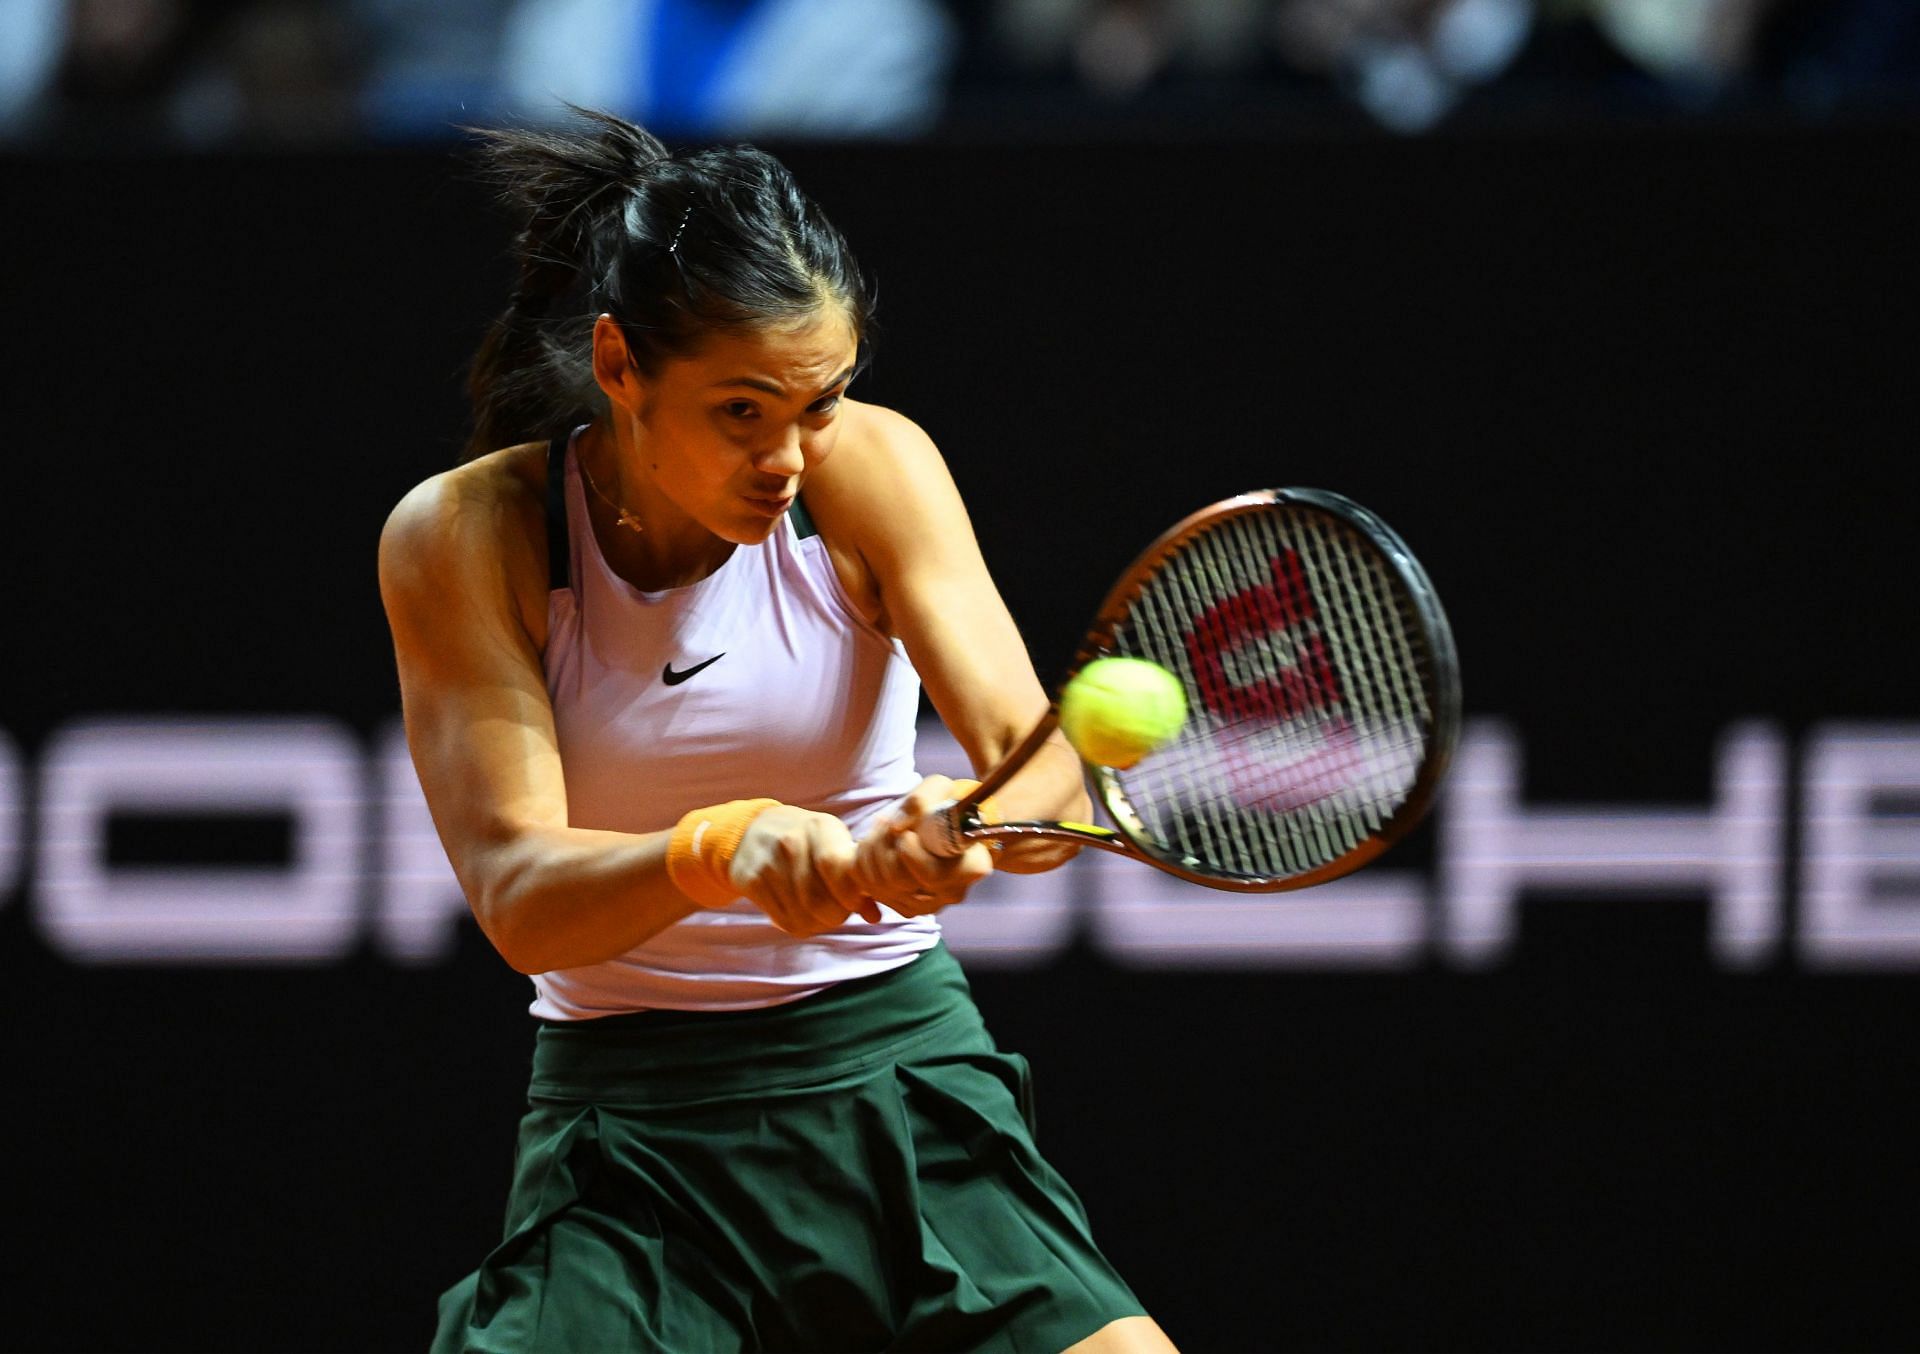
[{"left": 1059, "top": 657, "right": 1187, "bottom": 769}]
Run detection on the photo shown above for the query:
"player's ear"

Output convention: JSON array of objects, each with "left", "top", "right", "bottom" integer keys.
[{"left": 590, "top": 314, "right": 647, "bottom": 412}]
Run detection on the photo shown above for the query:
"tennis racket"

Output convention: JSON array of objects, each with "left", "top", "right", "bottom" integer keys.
[{"left": 920, "top": 488, "right": 1460, "bottom": 891}]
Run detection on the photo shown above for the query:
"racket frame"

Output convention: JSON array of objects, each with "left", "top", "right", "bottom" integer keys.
[{"left": 930, "top": 488, "right": 1460, "bottom": 892}]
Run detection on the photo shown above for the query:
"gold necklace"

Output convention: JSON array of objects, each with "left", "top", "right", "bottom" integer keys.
[{"left": 579, "top": 449, "right": 646, "bottom": 533}]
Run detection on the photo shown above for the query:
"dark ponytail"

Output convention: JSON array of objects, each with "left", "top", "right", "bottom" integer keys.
[{"left": 462, "top": 108, "right": 875, "bottom": 461}]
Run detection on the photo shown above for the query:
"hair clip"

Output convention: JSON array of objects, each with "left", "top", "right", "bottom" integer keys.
[{"left": 667, "top": 205, "right": 694, "bottom": 255}]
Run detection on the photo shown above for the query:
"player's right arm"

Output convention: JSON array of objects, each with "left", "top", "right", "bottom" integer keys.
[{"left": 377, "top": 451, "right": 866, "bottom": 973}]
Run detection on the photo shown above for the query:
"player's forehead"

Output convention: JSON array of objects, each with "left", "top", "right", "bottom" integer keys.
[{"left": 667, "top": 307, "right": 858, "bottom": 395}]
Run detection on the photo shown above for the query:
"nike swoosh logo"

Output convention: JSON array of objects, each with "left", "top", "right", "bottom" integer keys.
[{"left": 662, "top": 653, "right": 726, "bottom": 686}]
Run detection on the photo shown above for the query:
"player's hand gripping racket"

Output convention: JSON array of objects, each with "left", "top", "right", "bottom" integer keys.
[{"left": 920, "top": 488, "right": 1461, "bottom": 891}]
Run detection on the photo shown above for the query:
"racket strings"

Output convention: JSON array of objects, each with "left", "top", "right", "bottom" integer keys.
[
  {"left": 1116, "top": 515, "right": 1336, "bottom": 875},
  {"left": 1194, "top": 518, "right": 1350, "bottom": 871},
  {"left": 1108, "top": 505, "right": 1437, "bottom": 880},
  {"left": 1292, "top": 511, "right": 1429, "bottom": 814},
  {"left": 1124, "top": 523, "right": 1285, "bottom": 871},
  {"left": 1131, "top": 532, "right": 1250, "bottom": 865}
]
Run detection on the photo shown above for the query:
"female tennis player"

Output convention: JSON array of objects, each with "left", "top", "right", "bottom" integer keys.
[{"left": 379, "top": 110, "right": 1177, "bottom": 1353}]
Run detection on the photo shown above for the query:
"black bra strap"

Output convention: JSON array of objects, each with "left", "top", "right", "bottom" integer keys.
[{"left": 546, "top": 431, "right": 571, "bottom": 591}]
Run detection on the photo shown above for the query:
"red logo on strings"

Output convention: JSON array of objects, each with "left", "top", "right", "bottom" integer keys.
[
  {"left": 1182, "top": 549, "right": 1358, "bottom": 814},
  {"left": 1184, "top": 550, "right": 1342, "bottom": 721}
]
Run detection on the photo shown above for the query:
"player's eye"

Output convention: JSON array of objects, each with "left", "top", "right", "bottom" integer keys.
[
  {"left": 808, "top": 394, "right": 842, "bottom": 416},
  {"left": 722, "top": 400, "right": 758, "bottom": 420}
]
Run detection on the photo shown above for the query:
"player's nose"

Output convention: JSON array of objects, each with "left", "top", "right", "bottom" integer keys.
[{"left": 757, "top": 424, "right": 806, "bottom": 476}]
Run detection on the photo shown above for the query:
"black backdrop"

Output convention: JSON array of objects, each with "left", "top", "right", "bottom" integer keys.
[{"left": 5, "top": 122, "right": 1920, "bottom": 1353}]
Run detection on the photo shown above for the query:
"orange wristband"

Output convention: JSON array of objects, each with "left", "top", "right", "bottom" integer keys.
[{"left": 667, "top": 799, "right": 780, "bottom": 908}]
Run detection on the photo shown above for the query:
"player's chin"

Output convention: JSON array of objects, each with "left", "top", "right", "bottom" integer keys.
[
  {"left": 720, "top": 514, "right": 785, "bottom": 546},
  {"left": 710, "top": 515, "right": 782, "bottom": 548}
]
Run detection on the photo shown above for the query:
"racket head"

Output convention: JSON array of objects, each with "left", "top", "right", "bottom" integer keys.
[{"left": 1069, "top": 487, "right": 1460, "bottom": 891}]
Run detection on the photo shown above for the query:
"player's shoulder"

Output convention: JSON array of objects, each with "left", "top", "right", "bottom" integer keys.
[
  {"left": 836, "top": 398, "right": 941, "bottom": 467},
  {"left": 376, "top": 437, "right": 552, "bottom": 622},
  {"left": 812, "top": 399, "right": 951, "bottom": 516},
  {"left": 809, "top": 399, "right": 971, "bottom": 565},
  {"left": 381, "top": 442, "right": 546, "bottom": 566}
]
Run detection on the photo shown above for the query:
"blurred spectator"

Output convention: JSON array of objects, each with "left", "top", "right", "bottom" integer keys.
[
  {"left": 352, "top": 0, "right": 517, "bottom": 139},
  {"left": 498, "top": 0, "right": 960, "bottom": 138},
  {"left": 1581, "top": 0, "right": 1768, "bottom": 92},
  {"left": 0, "top": 0, "right": 66, "bottom": 136},
  {"left": 970, "top": 0, "right": 1534, "bottom": 128},
  {"left": 972, "top": 0, "right": 1919, "bottom": 130},
  {"left": 41, "top": 0, "right": 201, "bottom": 141},
  {"left": 1270, "top": 0, "right": 1534, "bottom": 130},
  {"left": 1747, "top": 0, "right": 1920, "bottom": 116},
  {"left": 980, "top": 0, "right": 1272, "bottom": 98},
  {"left": 170, "top": 1, "right": 362, "bottom": 143},
  {"left": 1497, "top": 0, "right": 1920, "bottom": 122},
  {"left": 6, "top": 0, "right": 360, "bottom": 145},
  {"left": 0, "top": 0, "right": 1913, "bottom": 144}
]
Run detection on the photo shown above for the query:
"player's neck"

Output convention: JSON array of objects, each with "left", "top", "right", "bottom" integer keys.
[{"left": 577, "top": 423, "right": 737, "bottom": 591}]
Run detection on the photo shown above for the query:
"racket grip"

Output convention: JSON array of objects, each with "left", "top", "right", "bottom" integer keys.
[{"left": 917, "top": 799, "right": 969, "bottom": 858}]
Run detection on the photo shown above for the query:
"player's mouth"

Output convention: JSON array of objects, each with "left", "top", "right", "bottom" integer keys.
[{"left": 742, "top": 493, "right": 795, "bottom": 518}]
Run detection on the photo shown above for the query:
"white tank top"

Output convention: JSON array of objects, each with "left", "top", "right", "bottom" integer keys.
[{"left": 532, "top": 430, "right": 938, "bottom": 1018}]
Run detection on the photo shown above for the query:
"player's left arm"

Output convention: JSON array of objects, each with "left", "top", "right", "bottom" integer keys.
[{"left": 807, "top": 401, "right": 1087, "bottom": 875}]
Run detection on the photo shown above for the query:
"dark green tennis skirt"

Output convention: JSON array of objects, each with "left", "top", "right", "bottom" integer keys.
[{"left": 432, "top": 944, "right": 1143, "bottom": 1353}]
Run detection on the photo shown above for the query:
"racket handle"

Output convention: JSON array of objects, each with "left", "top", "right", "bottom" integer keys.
[{"left": 917, "top": 798, "right": 969, "bottom": 858}]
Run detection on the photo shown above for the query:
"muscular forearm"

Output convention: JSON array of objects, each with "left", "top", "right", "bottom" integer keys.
[
  {"left": 982, "top": 734, "right": 1090, "bottom": 874},
  {"left": 468, "top": 824, "right": 699, "bottom": 975},
  {"left": 988, "top": 732, "right": 1089, "bottom": 819}
]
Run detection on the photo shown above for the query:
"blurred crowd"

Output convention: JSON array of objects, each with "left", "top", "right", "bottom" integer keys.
[{"left": 2, "top": 0, "right": 1916, "bottom": 145}]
